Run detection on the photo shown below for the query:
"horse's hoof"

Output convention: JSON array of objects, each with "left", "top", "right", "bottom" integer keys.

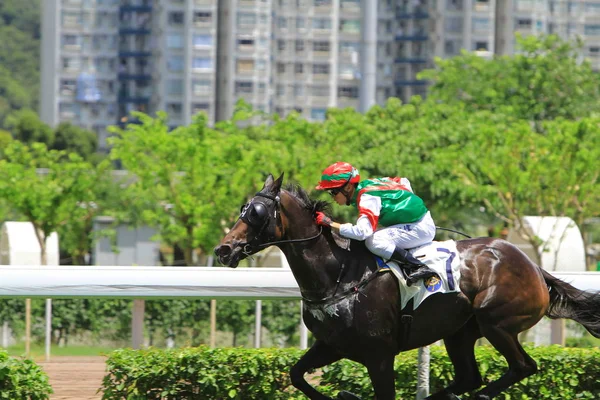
[{"left": 337, "top": 390, "right": 362, "bottom": 400}]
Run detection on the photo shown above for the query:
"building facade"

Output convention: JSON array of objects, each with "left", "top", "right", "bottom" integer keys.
[{"left": 40, "top": 0, "right": 600, "bottom": 152}]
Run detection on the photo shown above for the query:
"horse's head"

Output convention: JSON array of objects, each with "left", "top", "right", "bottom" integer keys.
[{"left": 214, "top": 173, "right": 285, "bottom": 268}]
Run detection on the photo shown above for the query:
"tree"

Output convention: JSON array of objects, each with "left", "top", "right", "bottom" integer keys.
[
  {"left": 109, "top": 111, "right": 289, "bottom": 264},
  {"left": 431, "top": 113, "right": 600, "bottom": 266},
  {"left": 419, "top": 35, "right": 600, "bottom": 123},
  {"left": 4, "top": 109, "right": 53, "bottom": 146},
  {"left": 52, "top": 122, "right": 99, "bottom": 163}
]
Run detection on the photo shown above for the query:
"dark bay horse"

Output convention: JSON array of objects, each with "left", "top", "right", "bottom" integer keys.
[{"left": 214, "top": 174, "right": 600, "bottom": 400}]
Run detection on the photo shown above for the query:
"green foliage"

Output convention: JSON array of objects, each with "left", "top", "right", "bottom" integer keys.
[
  {"left": 0, "top": 350, "right": 53, "bottom": 399},
  {"left": 102, "top": 345, "right": 600, "bottom": 400},
  {"left": 101, "top": 346, "right": 306, "bottom": 400},
  {"left": 0, "top": 0, "right": 40, "bottom": 128},
  {"left": 420, "top": 35, "right": 600, "bottom": 122},
  {"left": 4, "top": 109, "right": 54, "bottom": 145}
]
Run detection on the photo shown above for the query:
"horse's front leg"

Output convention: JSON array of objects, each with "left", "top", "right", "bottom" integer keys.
[{"left": 290, "top": 340, "right": 343, "bottom": 400}]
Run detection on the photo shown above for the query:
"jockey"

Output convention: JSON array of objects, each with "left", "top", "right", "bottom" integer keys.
[{"left": 314, "top": 161, "right": 440, "bottom": 286}]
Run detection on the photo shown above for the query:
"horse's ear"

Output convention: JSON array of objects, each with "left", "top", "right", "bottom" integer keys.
[
  {"left": 264, "top": 174, "right": 274, "bottom": 188},
  {"left": 273, "top": 173, "right": 284, "bottom": 192}
]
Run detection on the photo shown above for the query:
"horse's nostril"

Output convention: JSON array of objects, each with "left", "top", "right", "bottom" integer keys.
[{"left": 215, "top": 245, "right": 231, "bottom": 257}]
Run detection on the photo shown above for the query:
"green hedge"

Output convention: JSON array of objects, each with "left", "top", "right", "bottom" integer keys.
[
  {"left": 102, "top": 345, "right": 600, "bottom": 400},
  {"left": 0, "top": 350, "right": 53, "bottom": 399}
]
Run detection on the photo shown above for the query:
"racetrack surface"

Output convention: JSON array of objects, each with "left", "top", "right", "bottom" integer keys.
[{"left": 39, "top": 356, "right": 106, "bottom": 400}]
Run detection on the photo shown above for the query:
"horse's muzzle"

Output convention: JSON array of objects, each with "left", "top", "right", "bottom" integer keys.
[{"left": 214, "top": 244, "right": 241, "bottom": 268}]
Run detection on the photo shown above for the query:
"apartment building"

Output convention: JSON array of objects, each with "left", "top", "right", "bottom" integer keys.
[{"left": 40, "top": 0, "right": 600, "bottom": 152}]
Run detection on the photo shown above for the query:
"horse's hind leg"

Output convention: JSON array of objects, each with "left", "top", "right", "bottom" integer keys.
[
  {"left": 473, "top": 323, "right": 537, "bottom": 400},
  {"left": 427, "top": 316, "right": 483, "bottom": 399},
  {"left": 290, "top": 340, "right": 343, "bottom": 400}
]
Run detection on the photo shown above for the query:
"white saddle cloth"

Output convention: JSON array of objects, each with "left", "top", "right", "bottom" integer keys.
[{"left": 385, "top": 240, "right": 462, "bottom": 310}]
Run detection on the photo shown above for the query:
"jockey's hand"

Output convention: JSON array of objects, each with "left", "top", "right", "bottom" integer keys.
[{"left": 315, "top": 212, "right": 333, "bottom": 227}]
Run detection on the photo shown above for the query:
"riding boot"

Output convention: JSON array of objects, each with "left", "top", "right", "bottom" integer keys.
[{"left": 390, "top": 247, "right": 440, "bottom": 287}]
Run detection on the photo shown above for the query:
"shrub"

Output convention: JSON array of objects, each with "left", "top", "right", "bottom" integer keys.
[
  {"left": 0, "top": 350, "right": 53, "bottom": 399},
  {"left": 102, "top": 345, "right": 600, "bottom": 399}
]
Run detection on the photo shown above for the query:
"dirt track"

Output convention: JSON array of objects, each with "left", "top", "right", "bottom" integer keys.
[{"left": 39, "top": 356, "right": 106, "bottom": 400}]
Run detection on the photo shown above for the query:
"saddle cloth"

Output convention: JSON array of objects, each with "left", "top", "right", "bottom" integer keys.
[{"left": 378, "top": 240, "right": 462, "bottom": 310}]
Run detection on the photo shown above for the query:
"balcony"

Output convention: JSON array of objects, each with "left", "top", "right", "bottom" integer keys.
[
  {"left": 118, "top": 51, "right": 152, "bottom": 58},
  {"left": 119, "top": 5, "right": 152, "bottom": 13},
  {"left": 119, "top": 27, "right": 151, "bottom": 35},
  {"left": 117, "top": 73, "right": 152, "bottom": 81},
  {"left": 395, "top": 57, "right": 427, "bottom": 64},
  {"left": 395, "top": 80, "right": 428, "bottom": 86},
  {"left": 395, "top": 33, "right": 428, "bottom": 41}
]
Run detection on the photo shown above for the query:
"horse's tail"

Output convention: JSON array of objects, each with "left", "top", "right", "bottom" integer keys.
[{"left": 541, "top": 269, "right": 600, "bottom": 338}]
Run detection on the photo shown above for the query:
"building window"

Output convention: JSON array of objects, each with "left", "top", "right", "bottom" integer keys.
[
  {"left": 60, "top": 79, "right": 77, "bottom": 96},
  {"left": 237, "top": 59, "right": 255, "bottom": 73},
  {"left": 295, "top": 63, "right": 303, "bottom": 73},
  {"left": 445, "top": 17, "right": 463, "bottom": 33},
  {"left": 62, "top": 34, "right": 79, "bottom": 47},
  {"left": 474, "top": 41, "right": 488, "bottom": 51},
  {"left": 339, "top": 19, "right": 360, "bottom": 33},
  {"left": 168, "top": 11, "right": 184, "bottom": 26},
  {"left": 256, "top": 59, "right": 266, "bottom": 70},
  {"left": 62, "top": 57, "right": 81, "bottom": 71},
  {"left": 312, "top": 18, "right": 332, "bottom": 30},
  {"left": 278, "top": 16, "right": 287, "bottom": 28},
  {"left": 192, "top": 103, "right": 209, "bottom": 115},
  {"left": 339, "top": 41, "right": 359, "bottom": 54},
  {"left": 313, "top": 63, "right": 330, "bottom": 75},
  {"left": 167, "top": 103, "right": 183, "bottom": 118},
  {"left": 296, "top": 17, "right": 305, "bottom": 29},
  {"left": 517, "top": 18, "right": 532, "bottom": 29},
  {"left": 235, "top": 81, "right": 254, "bottom": 94},
  {"left": 238, "top": 37, "right": 255, "bottom": 50},
  {"left": 167, "top": 33, "right": 184, "bottom": 49},
  {"left": 277, "top": 63, "right": 286, "bottom": 73},
  {"left": 338, "top": 86, "right": 358, "bottom": 98},
  {"left": 585, "top": 24, "right": 600, "bottom": 35},
  {"left": 166, "top": 79, "right": 183, "bottom": 96},
  {"left": 294, "top": 84, "right": 304, "bottom": 96},
  {"left": 276, "top": 84, "right": 285, "bottom": 96},
  {"left": 193, "top": 34, "right": 213, "bottom": 48},
  {"left": 311, "top": 85, "right": 329, "bottom": 97},
  {"left": 338, "top": 64, "right": 357, "bottom": 79},
  {"left": 313, "top": 41, "right": 330, "bottom": 52},
  {"left": 278, "top": 40, "right": 286, "bottom": 51},
  {"left": 193, "top": 11, "right": 212, "bottom": 24},
  {"left": 311, "top": 108, "right": 326, "bottom": 121},
  {"left": 314, "top": 0, "right": 331, "bottom": 6},
  {"left": 237, "top": 13, "right": 257, "bottom": 26},
  {"left": 192, "top": 80, "right": 211, "bottom": 96},
  {"left": 193, "top": 57, "right": 213, "bottom": 71},
  {"left": 295, "top": 39, "right": 304, "bottom": 51},
  {"left": 472, "top": 17, "right": 490, "bottom": 32},
  {"left": 167, "top": 55, "right": 184, "bottom": 71}
]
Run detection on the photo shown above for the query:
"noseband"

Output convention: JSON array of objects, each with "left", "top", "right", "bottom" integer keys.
[{"left": 238, "top": 192, "right": 322, "bottom": 254}]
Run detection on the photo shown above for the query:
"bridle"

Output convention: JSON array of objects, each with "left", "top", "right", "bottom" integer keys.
[{"left": 237, "top": 191, "right": 322, "bottom": 254}]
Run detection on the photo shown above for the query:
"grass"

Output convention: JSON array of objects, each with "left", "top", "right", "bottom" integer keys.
[{"left": 3, "top": 344, "right": 118, "bottom": 359}]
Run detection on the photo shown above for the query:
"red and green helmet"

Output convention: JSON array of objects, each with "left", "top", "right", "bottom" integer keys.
[{"left": 315, "top": 162, "right": 360, "bottom": 190}]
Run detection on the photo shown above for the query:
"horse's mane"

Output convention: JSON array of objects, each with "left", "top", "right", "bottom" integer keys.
[{"left": 283, "top": 183, "right": 330, "bottom": 214}]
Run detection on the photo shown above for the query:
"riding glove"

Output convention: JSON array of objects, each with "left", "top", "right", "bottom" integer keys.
[{"left": 315, "top": 212, "right": 333, "bottom": 227}]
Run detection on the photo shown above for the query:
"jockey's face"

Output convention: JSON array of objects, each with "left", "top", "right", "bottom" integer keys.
[{"left": 331, "top": 183, "right": 354, "bottom": 206}]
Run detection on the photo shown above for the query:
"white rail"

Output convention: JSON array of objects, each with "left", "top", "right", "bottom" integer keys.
[{"left": 0, "top": 266, "right": 598, "bottom": 298}]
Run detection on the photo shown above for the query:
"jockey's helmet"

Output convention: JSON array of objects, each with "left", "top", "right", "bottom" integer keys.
[{"left": 315, "top": 162, "right": 360, "bottom": 190}]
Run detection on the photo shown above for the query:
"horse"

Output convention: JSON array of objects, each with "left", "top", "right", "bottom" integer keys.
[{"left": 214, "top": 174, "right": 600, "bottom": 400}]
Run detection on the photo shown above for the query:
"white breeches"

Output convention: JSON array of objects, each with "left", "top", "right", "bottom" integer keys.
[{"left": 365, "top": 211, "right": 436, "bottom": 259}]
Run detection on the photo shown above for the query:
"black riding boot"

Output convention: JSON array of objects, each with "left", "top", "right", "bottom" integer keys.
[{"left": 390, "top": 247, "right": 440, "bottom": 287}]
